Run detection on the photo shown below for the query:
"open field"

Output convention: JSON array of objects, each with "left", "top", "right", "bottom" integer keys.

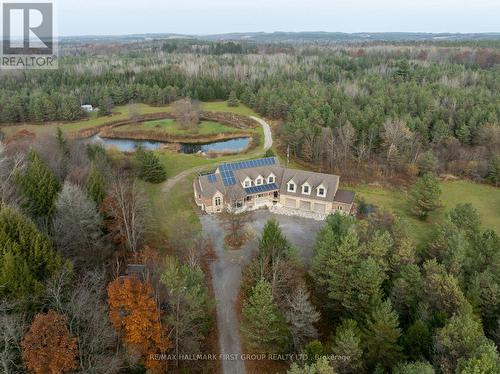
[
  {"left": 115, "top": 119, "right": 241, "bottom": 136},
  {"left": 353, "top": 180, "right": 500, "bottom": 245}
]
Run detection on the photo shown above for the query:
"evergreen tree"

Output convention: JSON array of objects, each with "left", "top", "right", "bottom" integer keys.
[
  {"left": 409, "top": 173, "right": 441, "bottom": 220},
  {"left": 393, "top": 361, "right": 435, "bottom": 374},
  {"left": 136, "top": 148, "right": 167, "bottom": 183},
  {"left": 15, "top": 151, "right": 61, "bottom": 219},
  {"left": 240, "top": 279, "right": 290, "bottom": 353},
  {"left": 448, "top": 203, "right": 481, "bottom": 239},
  {"left": 330, "top": 319, "right": 364, "bottom": 374},
  {"left": 288, "top": 356, "right": 335, "bottom": 374},
  {"left": 390, "top": 264, "right": 423, "bottom": 323},
  {"left": 344, "top": 258, "right": 385, "bottom": 321},
  {"left": 401, "top": 320, "right": 432, "bottom": 361},
  {"left": 433, "top": 311, "right": 491, "bottom": 374},
  {"left": 258, "top": 218, "right": 290, "bottom": 259},
  {"left": 363, "top": 300, "right": 404, "bottom": 371},
  {"left": 87, "top": 164, "right": 106, "bottom": 206},
  {"left": 417, "top": 150, "right": 438, "bottom": 175},
  {"left": 456, "top": 342, "right": 500, "bottom": 374},
  {"left": 487, "top": 155, "right": 500, "bottom": 186},
  {"left": 227, "top": 90, "right": 239, "bottom": 107},
  {"left": 0, "top": 207, "right": 62, "bottom": 300},
  {"left": 323, "top": 229, "right": 362, "bottom": 316}
]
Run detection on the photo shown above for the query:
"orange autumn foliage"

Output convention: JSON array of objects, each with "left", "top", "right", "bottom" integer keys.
[
  {"left": 107, "top": 276, "right": 170, "bottom": 372},
  {"left": 21, "top": 310, "right": 78, "bottom": 374}
]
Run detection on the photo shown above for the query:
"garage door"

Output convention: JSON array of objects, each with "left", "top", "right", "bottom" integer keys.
[
  {"left": 300, "top": 200, "right": 312, "bottom": 211},
  {"left": 314, "top": 203, "right": 326, "bottom": 214},
  {"left": 285, "top": 198, "right": 296, "bottom": 208}
]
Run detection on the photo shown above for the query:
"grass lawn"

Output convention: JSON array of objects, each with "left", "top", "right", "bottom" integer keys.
[
  {"left": 201, "top": 101, "right": 257, "bottom": 117},
  {"left": 143, "top": 175, "right": 201, "bottom": 243},
  {"left": 353, "top": 180, "right": 500, "bottom": 245},
  {"left": 115, "top": 119, "right": 242, "bottom": 136},
  {"left": 0, "top": 103, "right": 171, "bottom": 137}
]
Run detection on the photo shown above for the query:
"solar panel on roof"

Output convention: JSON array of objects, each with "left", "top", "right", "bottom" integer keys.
[{"left": 207, "top": 174, "right": 217, "bottom": 183}]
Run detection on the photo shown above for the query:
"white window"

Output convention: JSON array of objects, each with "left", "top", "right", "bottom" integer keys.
[
  {"left": 244, "top": 180, "right": 251, "bottom": 188},
  {"left": 215, "top": 197, "right": 221, "bottom": 206},
  {"left": 302, "top": 184, "right": 311, "bottom": 195},
  {"left": 268, "top": 174, "right": 276, "bottom": 184},
  {"left": 287, "top": 181, "right": 296, "bottom": 192},
  {"left": 317, "top": 187, "right": 326, "bottom": 197},
  {"left": 256, "top": 178, "right": 263, "bottom": 186}
]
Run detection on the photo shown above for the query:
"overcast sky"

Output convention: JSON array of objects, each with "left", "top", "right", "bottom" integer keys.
[{"left": 58, "top": 0, "right": 500, "bottom": 36}]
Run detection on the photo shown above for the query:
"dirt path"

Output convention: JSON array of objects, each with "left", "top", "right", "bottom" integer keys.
[{"left": 250, "top": 116, "right": 273, "bottom": 151}]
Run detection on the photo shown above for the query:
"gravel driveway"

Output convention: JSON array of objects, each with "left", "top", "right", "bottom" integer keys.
[{"left": 202, "top": 210, "right": 324, "bottom": 374}]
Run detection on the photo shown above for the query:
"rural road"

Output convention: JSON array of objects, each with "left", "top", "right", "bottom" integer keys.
[{"left": 161, "top": 115, "right": 273, "bottom": 194}]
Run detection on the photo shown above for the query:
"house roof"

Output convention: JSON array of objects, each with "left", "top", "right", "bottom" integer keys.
[
  {"left": 333, "top": 189, "right": 356, "bottom": 204},
  {"left": 279, "top": 168, "right": 340, "bottom": 202},
  {"left": 196, "top": 157, "right": 352, "bottom": 204}
]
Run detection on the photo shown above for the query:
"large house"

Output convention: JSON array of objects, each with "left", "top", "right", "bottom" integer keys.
[{"left": 193, "top": 157, "right": 355, "bottom": 220}]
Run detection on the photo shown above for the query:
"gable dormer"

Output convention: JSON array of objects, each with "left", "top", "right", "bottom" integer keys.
[
  {"left": 242, "top": 176, "right": 252, "bottom": 188},
  {"left": 302, "top": 182, "right": 311, "bottom": 195},
  {"left": 317, "top": 184, "right": 327, "bottom": 197},
  {"left": 287, "top": 179, "right": 296, "bottom": 192},
  {"left": 267, "top": 173, "right": 276, "bottom": 184},
  {"left": 255, "top": 175, "right": 264, "bottom": 186}
]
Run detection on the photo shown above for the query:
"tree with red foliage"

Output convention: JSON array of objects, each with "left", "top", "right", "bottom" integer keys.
[
  {"left": 107, "top": 276, "right": 170, "bottom": 373},
  {"left": 21, "top": 310, "right": 78, "bottom": 374}
]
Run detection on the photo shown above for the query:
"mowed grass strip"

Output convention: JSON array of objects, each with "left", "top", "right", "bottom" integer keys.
[{"left": 115, "top": 119, "right": 242, "bottom": 135}]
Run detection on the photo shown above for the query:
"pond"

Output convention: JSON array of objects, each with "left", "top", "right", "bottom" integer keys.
[
  {"left": 180, "top": 137, "right": 250, "bottom": 154},
  {"left": 86, "top": 135, "right": 163, "bottom": 152},
  {"left": 86, "top": 134, "right": 251, "bottom": 154}
]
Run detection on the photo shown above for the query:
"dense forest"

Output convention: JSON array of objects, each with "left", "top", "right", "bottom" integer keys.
[{"left": 1, "top": 40, "right": 499, "bottom": 184}]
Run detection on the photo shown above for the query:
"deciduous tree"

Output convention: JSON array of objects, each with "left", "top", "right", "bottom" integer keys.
[
  {"left": 107, "top": 276, "right": 169, "bottom": 372},
  {"left": 21, "top": 310, "right": 78, "bottom": 374}
]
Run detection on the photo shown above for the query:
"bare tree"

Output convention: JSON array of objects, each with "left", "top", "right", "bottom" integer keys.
[
  {"left": 44, "top": 269, "right": 125, "bottom": 373},
  {"left": 218, "top": 209, "right": 254, "bottom": 248},
  {"left": 285, "top": 287, "right": 320, "bottom": 352},
  {"left": 335, "top": 122, "right": 356, "bottom": 166},
  {"left": 128, "top": 103, "right": 141, "bottom": 122},
  {"left": 0, "top": 142, "right": 25, "bottom": 208},
  {"left": 171, "top": 98, "right": 200, "bottom": 131},
  {"left": 382, "top": 119, "right": 412, "bottom": 162},
  {"left": 52, "top": 182, "right": 106, "bottom": 267},
  {"left": 0, "top": 303, "right": 26, "bottom": 373},
  {"left": 103, "top": 176, "right": 148, "bottom": 253}
]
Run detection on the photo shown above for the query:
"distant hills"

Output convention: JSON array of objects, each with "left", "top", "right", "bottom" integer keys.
[{"left": 61, "top": 31, "right": 500, "bottom": 44}]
